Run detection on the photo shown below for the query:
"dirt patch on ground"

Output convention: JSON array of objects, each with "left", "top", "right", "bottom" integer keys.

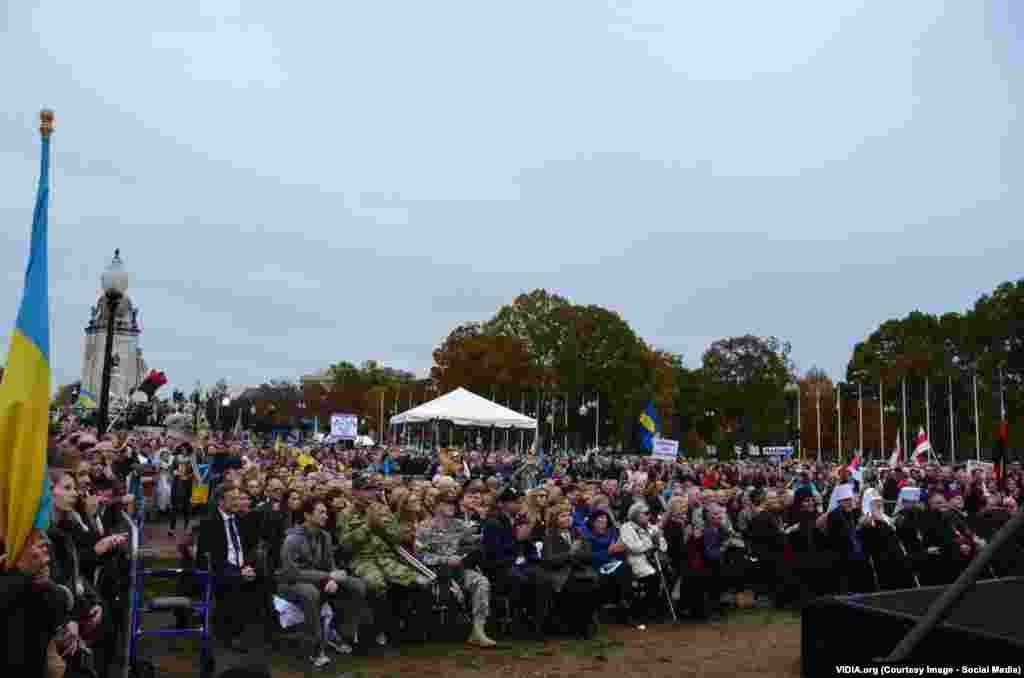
[{"left": 145, "top": 609, "right": 801, "bottom": 678}]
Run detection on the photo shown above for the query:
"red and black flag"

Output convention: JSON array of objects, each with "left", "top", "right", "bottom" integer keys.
[{"left": 994, "top": 419, "right": 1008, "bottom": 484}]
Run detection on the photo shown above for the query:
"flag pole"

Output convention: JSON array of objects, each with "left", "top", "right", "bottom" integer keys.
[
  {"left": 837, "top": 384, "right": 842, "bottom": 463},
  {"left": 973, "top": 371, "right": 981, "bottom": 461},
  {"left": 858, "top": 383, "right": 863, "bottom": 461},
  {"left": 1, "top": 110, "right": 55, "bottom": 568},
  {"left": 925, "top": 376, "right": 931, "bottom": 456},
  {"left": 816, "top": 387, "right": 822, "bottom": 463},
  {"left": 795, "top": 385, "right": 801, "bottom": 462},
  {"left": 901, "top": 378, "right": 908, "bottom": 461},
  {"left": 948, "top": 374, "right": 955, "bottom": 464},
  {"left": 999, "top": 366, "right": 1006, "bottom": 420},
  {"left": 879, "top": 380, "right": 885, "bottom": 463}
]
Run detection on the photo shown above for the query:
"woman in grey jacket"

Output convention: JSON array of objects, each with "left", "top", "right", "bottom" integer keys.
[{"left": 277, "top": 497, "right": 369, "bottom": 669}]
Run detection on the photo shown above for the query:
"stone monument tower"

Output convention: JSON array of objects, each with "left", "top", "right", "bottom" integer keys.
[{"left": 81, "top": 267, "right": 147, "bottom": 401}]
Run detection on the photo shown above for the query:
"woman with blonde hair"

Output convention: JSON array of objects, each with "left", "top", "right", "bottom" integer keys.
[
  {"left": 525, "top": 487, "right": 551, "bottom": 540},
  {"left": 396, "top": 491, "right": 430, "bottom": 552},
  {"left": 541, "top": 503, "right": 599, "bottom": 637}
]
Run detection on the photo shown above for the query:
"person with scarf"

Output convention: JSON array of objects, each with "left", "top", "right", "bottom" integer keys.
[{"left": 583, "top": 509, "right": 633, "bottom": 624}]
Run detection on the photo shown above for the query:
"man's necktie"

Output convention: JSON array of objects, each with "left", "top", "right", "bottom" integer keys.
[{"left": 228, "top": 516, "right": 243, "bottom": 567}]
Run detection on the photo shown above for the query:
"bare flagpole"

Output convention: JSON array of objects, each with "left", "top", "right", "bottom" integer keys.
[
  {"left": 948, "top": 374, "right": 955, "bottom": 463},
  {"left": 902, "top": 378, "right": 909, "bottom": 460},
  {"left": 880, "top": 380, "right": 885, "bottom": 461},
  {"left": 925, "top": 377, "right": 931, "bottom": 455},
  {"left": 973, "top": 371, "right": 981, "bottom": 461},
  {"left": 816, "top": 387, "right": 822, "bottom": 463},
  {"left": 858, "top": 383, "right": 864, "bottom": 460}
]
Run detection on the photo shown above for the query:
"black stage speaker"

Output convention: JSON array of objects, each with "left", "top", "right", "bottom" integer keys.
[{"left": 801, "top": 577, "right": 1024, "bottom": 677}]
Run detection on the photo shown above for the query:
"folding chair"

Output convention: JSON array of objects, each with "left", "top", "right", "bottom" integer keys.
[{"left": 122, "top": 516, "right": 216, "bottom": 678}]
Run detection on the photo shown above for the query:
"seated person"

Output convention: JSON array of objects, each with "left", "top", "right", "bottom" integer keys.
[
  {"left": 619, "top": 502, "right": 668, "bottom": 624},
  {"left": 336, "top": 474, "right": 432, "bottom": 647},
  {"left": 541, "top": 504, "right": 599, "bottom": 637},
  {"left": 279, "top": 497, "right": 369, "bottom": 668},
  {"left": 49, "top": 470, "right": 121, "bottom": 678},
  {"left": 1, "top": 535, "right": 68, "bottom": 678},
  {"left": 417, "top": 489, "right": 495, "bottom": 647},
  {"left": 583, "top": 509, "right": 633, "bottom": 624},
  {"left": 197, "top": 486, "right": 271, "bottom": 655}
]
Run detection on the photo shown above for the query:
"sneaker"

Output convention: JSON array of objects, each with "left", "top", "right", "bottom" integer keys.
[
  {"left": 310, "top": 652, "right": 331, "bottom": 668},
  {"left": 326, "top": 630, "right": 352, "bottom": 655}
]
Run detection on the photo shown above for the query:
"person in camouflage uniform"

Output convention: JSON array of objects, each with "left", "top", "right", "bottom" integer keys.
[
  {"left": 417, "top": 490, "right": 496, "bottom": 647},
  {"left": 336, "top": 474, "right": 432, "bottom": 645}
]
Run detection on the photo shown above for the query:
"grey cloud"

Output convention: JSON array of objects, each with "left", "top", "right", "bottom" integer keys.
[{"left": 2, "top": 1, "right": 1022, "bottom": 396}]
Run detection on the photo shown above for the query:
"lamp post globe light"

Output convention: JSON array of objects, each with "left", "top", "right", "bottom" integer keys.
[{"left": 97, "top": 250, "right": 129, "bottom": 436}]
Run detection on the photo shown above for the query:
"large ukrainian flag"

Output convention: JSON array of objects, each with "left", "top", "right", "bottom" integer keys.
[{"left": 0, "top": 111, "right": 54, "bottom": 567}]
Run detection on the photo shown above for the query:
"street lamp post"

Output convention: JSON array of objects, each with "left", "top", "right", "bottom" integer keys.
[
  {"left": 96, "top": 250, "right": 128, "bottom": 436},
  {"left": 579, "top": 397, "right": 600, "bottom": 451},
  {"left": 219, "top": 396, "right": 230, "bottom": 431}
]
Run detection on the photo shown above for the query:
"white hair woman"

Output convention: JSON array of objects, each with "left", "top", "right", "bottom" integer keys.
[{"left": 619, "top": 502, "right": 668, "bottom": 627}]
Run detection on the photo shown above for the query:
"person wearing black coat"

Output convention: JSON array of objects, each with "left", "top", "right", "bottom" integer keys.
[
  {"left": 481, "top": 488, "right": 528, "bottom": 617},
  {"left": 823, "top": 485, "right": 873, "bottom": 595},
  {"left": 783, "top": 487, "right": 830, "bottom": 603},
  {"left": 541, "top": 507, "right": 599, "bottom": 637},
  {"left": 49, "top": 471, "right": 124, "bottom": 678},
  {"left": 197, "top": 485, "right": 267, "bottom": 652},
  {"left": 915, "top": 494, "right": 973, "bottom": 586},
  {"left": 857, "top": 490, "right": 915, "bottom": 591},
  {"left": 0, "top": 536, "right": 66, "bottom": 678},
  {"left": 745, "top": 491, "right": 789, "bottom": 603}
]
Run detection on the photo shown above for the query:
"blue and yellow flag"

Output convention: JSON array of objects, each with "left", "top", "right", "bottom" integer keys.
[
  {"left": 639, "top": 400, "right": 660, "bottom": 451},
  {"left": 0, "top": 111, "right": 54, "bottom": 567},
  {"left": 77, "top": 387, "right": 98, "bottom": 410}
]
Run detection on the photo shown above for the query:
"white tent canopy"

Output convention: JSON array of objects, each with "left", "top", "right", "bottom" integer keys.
[{"left": 389, "top": 387, "right": 537, "bottom": 429}]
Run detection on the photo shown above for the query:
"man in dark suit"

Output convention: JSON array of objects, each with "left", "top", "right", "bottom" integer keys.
[{"left": 197, "top": 485, "right": 262, "bottom": 653}]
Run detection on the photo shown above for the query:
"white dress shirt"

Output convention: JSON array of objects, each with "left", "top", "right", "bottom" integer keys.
[{"left": 219, "top": 509, "right": 244, "bottom": 568}]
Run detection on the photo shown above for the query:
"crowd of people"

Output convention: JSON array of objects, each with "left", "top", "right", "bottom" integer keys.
[{"left": 3, "top": 416, "right": 1022, "bottom": 677}]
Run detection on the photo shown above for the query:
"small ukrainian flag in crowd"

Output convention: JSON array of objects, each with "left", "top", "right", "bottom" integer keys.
[{"left": 77, "top": 387, "right": 98, "bottom": 410}]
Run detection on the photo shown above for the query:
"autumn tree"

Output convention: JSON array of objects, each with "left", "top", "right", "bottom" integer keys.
[
  {"left": 701, "top": 335, "right": 794, "bottom": 457},
  {"left": 483, "top": 289, "right": 569, "bottom": 387},
  {"left": 53, "top": 381, "right": 82, "bottom": 409},
  {"left": 431, "top": 322, "right": 535, "bottom": 395}
]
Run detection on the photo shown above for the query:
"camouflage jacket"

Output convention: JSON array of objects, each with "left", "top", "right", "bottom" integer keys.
[
  {"left": 336, "top": 506, "right": 420, "bottom": 587},
  {"left": 416, "top": 517, "right": 480, "bottom": 567}
]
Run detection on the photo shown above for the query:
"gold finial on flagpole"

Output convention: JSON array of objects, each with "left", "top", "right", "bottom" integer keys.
[{"left": 40, "top": 109, "right": 55, "bottom": 137}]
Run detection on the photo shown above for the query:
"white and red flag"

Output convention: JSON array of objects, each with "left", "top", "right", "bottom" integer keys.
[
  {"left": 888, "top": 429, "right": 902, "bottom": 467},
  {"left": 913, "top": 427, "right": 931, "bottom": 465}
]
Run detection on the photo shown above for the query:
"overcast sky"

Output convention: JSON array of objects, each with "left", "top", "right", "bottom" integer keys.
[{"left": 2, "top": 1, "right": 1022, "bottom": 395}]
